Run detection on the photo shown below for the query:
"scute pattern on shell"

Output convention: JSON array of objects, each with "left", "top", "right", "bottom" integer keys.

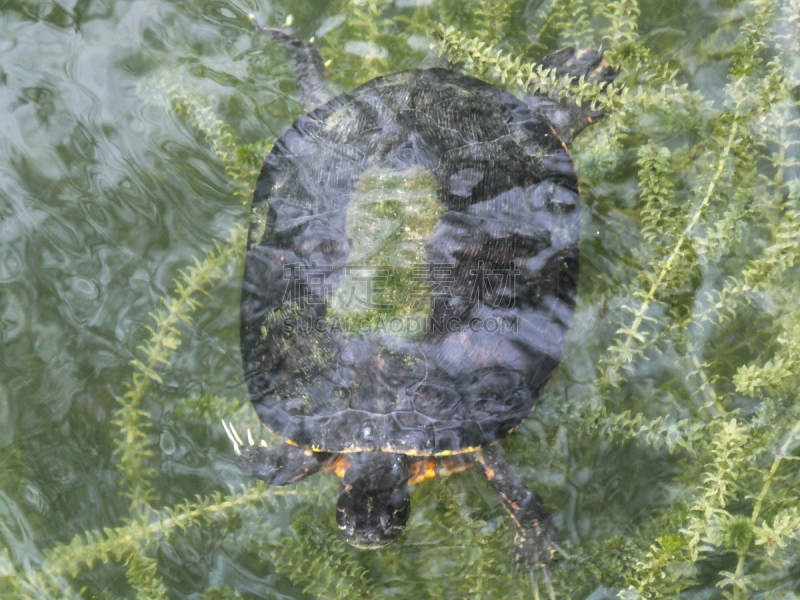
[{"left": 240, "top": 68, "right": 580, "bottom": 455}]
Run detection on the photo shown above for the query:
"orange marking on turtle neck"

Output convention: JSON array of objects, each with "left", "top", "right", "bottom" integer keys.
[
  {"left": 408, "top": 458, "right": 437, "bottom": 485},
  {"left": 323, "top": 455, "right": 352, "bottom": 478}
]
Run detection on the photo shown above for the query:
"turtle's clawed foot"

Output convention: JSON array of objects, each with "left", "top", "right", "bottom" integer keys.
[
  {"left": 222, "top": 420, "right": 260, "bottom": 455},
  {"left": 529, "top": 564, "right": 556, "bottom": 600},
  {"left": 514, "top": 519, "right": 562, "bottom": 599},
  {"left": 222, "top": 421, "right": 329, "bottom": 485},
  {"left": 248, "top": 13, "right": 294, "bottom": 33}
]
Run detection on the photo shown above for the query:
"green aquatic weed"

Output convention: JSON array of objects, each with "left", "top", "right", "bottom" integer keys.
[{"left": 4, "top": 0, "right": 800, "bottom": 598}]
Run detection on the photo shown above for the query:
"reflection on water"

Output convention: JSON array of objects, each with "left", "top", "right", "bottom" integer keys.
[{"left": 1, "top": 0, "right": 799, "bottom": 598}]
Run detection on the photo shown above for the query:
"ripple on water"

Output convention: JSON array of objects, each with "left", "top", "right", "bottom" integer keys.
[
  {"left": 1, "top": 292, "right": 27, "bottom": 343},
  {"left": 159, "top": 430, "right": 177, "bottom": 456},
  {"left": 55, "top": 271, "right": 108, "bottom": 329},
  {"left": 78, "top": 195, "right": 112, "bottom": 237},
  {"left": 33, "top": 322, "right": 64, "bottom": 364},
  {"left": 0, "top": 245, "right": 23, "bottom": 282}
]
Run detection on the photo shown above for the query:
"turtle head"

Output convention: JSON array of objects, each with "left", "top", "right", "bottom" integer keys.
[{"left": 336, "top": 453, "right": 412, "bottom": 549}]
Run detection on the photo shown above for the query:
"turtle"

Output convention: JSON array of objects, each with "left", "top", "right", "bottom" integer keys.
[{"left": 229, "top": 15, "right": 617, "bottom": 591}]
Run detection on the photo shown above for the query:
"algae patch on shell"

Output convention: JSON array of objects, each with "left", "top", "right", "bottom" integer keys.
[{"left": 327, "top": 166, "right": 444, "bottom": 339}]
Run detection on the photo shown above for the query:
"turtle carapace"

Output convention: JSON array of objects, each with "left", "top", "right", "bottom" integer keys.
[{"left": 231, "top": 16, "right": 617, "bottom": 591}]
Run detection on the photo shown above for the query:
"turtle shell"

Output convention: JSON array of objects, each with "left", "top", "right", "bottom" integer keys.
[{"left": 240, "top": 68, "right": 579, "bottom": 456}]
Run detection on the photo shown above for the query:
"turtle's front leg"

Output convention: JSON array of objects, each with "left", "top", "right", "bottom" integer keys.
[
  {"left": 473, "top": 444, "right": 562, "bottom": 598},
  {"left": 224, "top": 421, "right": 330, "bottom": 485}
]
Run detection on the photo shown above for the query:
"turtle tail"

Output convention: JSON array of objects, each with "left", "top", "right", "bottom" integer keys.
[
  {"left": 249, "top": 15, "right": 329, "bottom": 111},
  {"left": 524, "top": 46, "right": 619, "bottom": 145}
]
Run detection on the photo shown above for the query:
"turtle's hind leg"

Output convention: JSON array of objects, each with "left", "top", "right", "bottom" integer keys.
[
  {"left": 249, "top": 15, "right": 329, "bottom": 111},
  {"left": 224, "top": 421, "right": 329, "bottom": 485},
  {"left": 473, "top": 444, "right": 563, "bottom": 600}
]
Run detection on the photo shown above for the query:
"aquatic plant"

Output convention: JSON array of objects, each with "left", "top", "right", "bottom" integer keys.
[{"left": 2, "top": 0, "right": 799, "bottom": 597}]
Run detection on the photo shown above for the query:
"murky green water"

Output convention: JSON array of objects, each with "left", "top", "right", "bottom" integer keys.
[{"left": 2, "top": 0, "right": 799, "bottom": 598}]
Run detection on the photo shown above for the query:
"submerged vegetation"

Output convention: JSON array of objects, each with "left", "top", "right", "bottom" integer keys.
[{"left": 2, "top": 0, "right": 800, "bottom": 597}]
